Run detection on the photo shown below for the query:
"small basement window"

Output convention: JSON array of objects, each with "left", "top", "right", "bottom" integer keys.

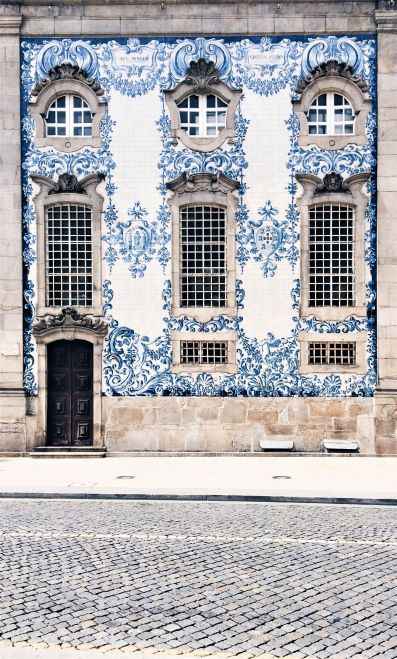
[
  {"left": 180, "top": 340, "right": 228, "bottom": 365},
  {"left": 308, "top": 342, "right": 356, "bottom": 366}
]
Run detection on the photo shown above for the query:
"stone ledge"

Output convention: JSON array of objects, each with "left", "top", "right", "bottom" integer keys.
[
  {"left": 0, "top": 16, "right": 22, "bottom": 34},
  {"left": 375, "top": 10, "right": 397, "bottom": 31}
]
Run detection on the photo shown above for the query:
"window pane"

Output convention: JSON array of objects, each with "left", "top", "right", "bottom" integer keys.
[
  {"left": 46, "top": 204, "right": 93, "bottom": 307},
  {"left": 308, "top": 203, "right": 354, "bottom": 308},
  {"left": 180, "top": 205, "right": 227, "bottom": 308}
]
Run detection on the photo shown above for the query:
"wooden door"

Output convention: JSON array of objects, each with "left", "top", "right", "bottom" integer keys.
[{"left": 47, "top": 340, "right": 93, "bottom": 447}]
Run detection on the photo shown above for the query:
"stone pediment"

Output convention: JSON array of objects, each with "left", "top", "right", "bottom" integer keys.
[
  {"left": 166, "top": 172, "right": 240, "bottom": 196},
  {"left": 33, "top": 308, "right": 109, "bottom": 337}
]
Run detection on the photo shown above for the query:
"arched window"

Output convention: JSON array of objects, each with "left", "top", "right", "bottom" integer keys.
[
  {"left": 308, "top": 202, "right": 354, "bottom": 307},
  {"left": 165, "top": 59, "right": 241, "bottom": 152},
  {"left": 46, "top": 203, "right": 93, "bottom": 307},
  {"left": 45, "top": 94, "right": 93, "bottom": 138},
  {"left": 177, "top": 94, "right": 228, "bottom": 138},
  {"left": 307, "top": 93, "right": 355, "bottom": 136}
]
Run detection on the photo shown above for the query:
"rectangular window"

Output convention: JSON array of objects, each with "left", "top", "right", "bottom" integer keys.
[
  {"left": 180, "top": 205, "right": 226, "bottom": 308},
  {"left": 309, "top": 203, "right": 354, "bottom": 307},
  {"left": 308, "top": 342, "right": 356, "bottom": 366},
  {"left": 180, "top": 340, "right": 228, "bottom": 365},
  {"left": 46, "top": 204, "right": 92, "bottom": 307}
]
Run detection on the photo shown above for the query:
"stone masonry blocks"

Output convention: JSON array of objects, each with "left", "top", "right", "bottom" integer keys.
[{"left": 103, "top": 397, "right": 377, "bottom": 454}]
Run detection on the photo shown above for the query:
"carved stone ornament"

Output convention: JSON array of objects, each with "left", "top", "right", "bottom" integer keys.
[
  {"left": 166, "top": 172, "right": 240, "bottom": 196},
  {"left": 32, "top": 63, "right": 104, "bottom": 98},
  {"left": 33, "top": 308, "right": 109, "bottom": 337},
  {"left": 315, "top": 172, "right": 348, "bottom": 195},
  {"left": 184, "top": 58, "right": 221, "bottom": 90},
  {"left": 48, "top": 173, "right": 87, "bottom": 195},
  {"left": 44, "top": 172, "right": 106, "bottom": 196},
  {"left": 295, "top": 60, "right": 369, "bottom": 98}
]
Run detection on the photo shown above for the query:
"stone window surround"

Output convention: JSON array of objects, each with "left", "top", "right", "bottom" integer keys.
[
  {"left": 297, "top": 172, "right": 369, "bottom": 321},
  {"left": 33, "top": 329, "right": 105, "bottom": 449},
  {"left": 171, "top": 330, "right": 236, "bottom": 374},
  {"left": 165, "top": 80, "right": 241, "bottom": 153},
  {"left": 299, "top": 331, "right": 367, "bottom": 375},
  {"left": 29, "top": 78, "right": 106, "bottom": 152},
  {"left": 31, "top": 173, "right": 105, "bottom": 318},
  {"left": 293, "top": 75, "right": 371, "bottom": 150},
  {"left": 167, "top": 173, "right": 239, "bottom": 322}
]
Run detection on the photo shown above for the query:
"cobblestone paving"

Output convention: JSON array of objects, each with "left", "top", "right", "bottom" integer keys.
[{"left": 0, "top": 500, "right": 397, "bottom": 658}]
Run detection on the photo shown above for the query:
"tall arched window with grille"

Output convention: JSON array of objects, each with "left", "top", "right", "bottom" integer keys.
[
  {"left": 308, "top": 202, "right": 354, "bottom": 308},
  {"left": 46, "top": 203, "right": 93, "bottom": 307}
]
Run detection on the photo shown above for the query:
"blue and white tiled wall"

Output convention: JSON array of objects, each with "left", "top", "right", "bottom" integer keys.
[{"left": 21, "top": 35, "right": 377, "bottom": 399}]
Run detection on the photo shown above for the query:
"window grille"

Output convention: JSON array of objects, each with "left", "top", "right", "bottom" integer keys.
[
  {"left": 309, "top": 203, "right": 354, "bottom": 307},
  {"left": 307, "top": 93, "right": 355, "bottom": 136},
  {"left": 45, "top": 95, "right": 93, "bottom": 137},
  {"left": 180, "top": 205, "right": 227, "bottom": 308},
  {"left": 177, "top": 94, "right": 227, "bottom": 137},
  {"left": 308, "top": 342, "right": 356, "bottom": 366},
  {"left": 180, "top": 340, "right": 228, "bottom": 365},
  {"left": 46, "top": 204, "right": 93, "bottom": 307}
]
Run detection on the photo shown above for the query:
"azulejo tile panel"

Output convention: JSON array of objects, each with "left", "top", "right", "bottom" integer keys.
[{"left": 20, "top": 35, "right": 377, "bottom": 398}]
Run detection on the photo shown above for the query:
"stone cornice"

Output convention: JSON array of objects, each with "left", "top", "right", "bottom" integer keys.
[
  {"left": 0, "top": 16, "right": 22, "bottom": 35},
  {"left": 375, "top": 10, "right": 397, "bottom": 31}
]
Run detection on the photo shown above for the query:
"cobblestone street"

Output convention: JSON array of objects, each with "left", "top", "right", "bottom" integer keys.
[{"left": 0, "top": 500, "right": 397, "bottom": 658}]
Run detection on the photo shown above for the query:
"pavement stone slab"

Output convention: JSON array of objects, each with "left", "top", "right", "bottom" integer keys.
[{"left": 0, "top": 500, "right": 396, "bottom": 658}]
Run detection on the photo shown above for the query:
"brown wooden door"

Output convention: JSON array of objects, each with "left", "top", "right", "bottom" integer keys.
[{"left": 47, "top": 340, "right": 93, "bottom": 447}]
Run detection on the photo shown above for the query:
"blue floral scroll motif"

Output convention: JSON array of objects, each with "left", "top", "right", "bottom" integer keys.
[
  {"left": 112, "top": 202, "right": 158, "bottom": 278},
  {"left": 230, "top": 37, "right": 302, "bottom": 96},
  {"left": 23, "top": 280, "right": 37, "bottom": 396},
  {"left": 97, "top": 39, "right": 169, "bottom": 96},
  {"left": 170, "top": 38, "right": 232, "bottom": 83},
  {"left": 291, "top": 143, "right": 372, "bottom": 178},
  {"left": 36, "top": 39, "right": 99, "bottom": 82},
  {"left": 299, "top": 316, "right": 368, "bottom": 334},
  {"left": 301, "top": 36, "right": 365, "bottom": 80},
  {"left": 239, "top": 201, "right": 293, "bottom": 278}
]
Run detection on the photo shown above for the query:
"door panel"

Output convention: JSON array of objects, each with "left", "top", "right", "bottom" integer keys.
[{"left": 47, "top": 340, "right": 93, "bottom": 447}]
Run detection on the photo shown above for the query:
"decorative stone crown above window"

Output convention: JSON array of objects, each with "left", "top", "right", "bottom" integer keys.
[
  {"left": 167, "top": 172, "right": 239, "bottom": 322},
  {"left": 293, "top": 61, "right": 371, "bottom": 150},
  {"left": 296, "top": 170, "right": 370, "bottom": 321},
  {"left": 29, "top": 64, "right": 107, "bottom": 152},
  {"left": 30, "top": 172, "right": 105, "bottom": 317},
  {"left": 165, "top": 58, "right": 242, "bottom": 153}
]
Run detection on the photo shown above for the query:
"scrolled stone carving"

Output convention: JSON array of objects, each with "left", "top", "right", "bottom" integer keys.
[
  {"left": 184, "top": 58, "right": 221, "bottom": 91},
  {"left": 295, "top": 60, "right": 369, "bottom": 99},
  {"left": 166, "top": 171, "right": 240, "bottom": 196},
  {"left": 315, "top": 171, "right": 348, "bottom": 195},
  {"left": 32, "top": 63, "right": 104, "bottom": 98},
  {"left": 33, "top": 308, "right": 109, "bottom": 337},
  {"left": 48, "top": 173, "right": 87, "bottom": 195}
]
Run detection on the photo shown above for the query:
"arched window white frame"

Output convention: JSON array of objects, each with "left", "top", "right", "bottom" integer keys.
[
  {"left": 307, "top": 92, "right": 355, "bottom": 136},
  {"left": 177, "top": 93, "right": 228, "bottom": 138},
  {"left": 45, "top": 94, "right": 93, "bottom": 138}
]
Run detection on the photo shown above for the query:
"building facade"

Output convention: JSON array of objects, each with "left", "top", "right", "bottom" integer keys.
[{"left": 1, "top": 0, "right": 397, "bottom": 455}]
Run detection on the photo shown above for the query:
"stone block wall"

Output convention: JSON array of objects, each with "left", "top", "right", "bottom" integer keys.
[{"left": 103, "top": 397, "right": 375, "bottom": 454}]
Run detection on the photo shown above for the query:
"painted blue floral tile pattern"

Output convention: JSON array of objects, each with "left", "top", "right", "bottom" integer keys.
[{"left": 21, "top": 35, "right": 377, "bottom": 397}]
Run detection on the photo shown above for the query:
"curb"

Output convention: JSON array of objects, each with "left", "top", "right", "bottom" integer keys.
[{"left": 0, "top": 492, "right": 396, "bottom": 505}]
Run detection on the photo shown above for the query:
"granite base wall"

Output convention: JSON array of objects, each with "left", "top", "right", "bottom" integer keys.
[{"left": 102, "top": 396, "right": 379, "bottom": 455}]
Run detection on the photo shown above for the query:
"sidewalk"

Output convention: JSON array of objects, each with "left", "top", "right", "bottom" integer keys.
[{"left": 0, "top": 455, "right": 396, "bottom": 504}]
